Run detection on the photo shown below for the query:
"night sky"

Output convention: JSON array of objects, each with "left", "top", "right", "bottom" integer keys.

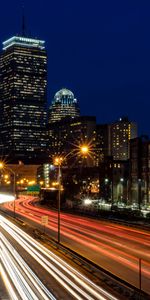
[{"left": 1, "top": 1, "right": 150, "bottom": 135}]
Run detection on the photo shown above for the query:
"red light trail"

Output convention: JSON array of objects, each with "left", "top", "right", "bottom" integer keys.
[{"left": 3, "top": 196, "right": 150, "bottom": 295}]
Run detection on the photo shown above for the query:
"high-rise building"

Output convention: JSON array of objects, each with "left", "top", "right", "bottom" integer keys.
[
  {"left": 0, "top": 36, "right": 47, "bottom": 163},
  {"left": 48, "top": 116, "right": 96, "bottom": 167},
  {"left": 48, "top": 88, "right": 80, "bottom": 123},
  {"left": 110, "top": 117, "right": 137, "bottom": 160},
  {"left": 130, "top": 136, "right": 150, "bottom": 206},
  {"left": 96, "top": 124, "right": 110, "bottom": 162}
]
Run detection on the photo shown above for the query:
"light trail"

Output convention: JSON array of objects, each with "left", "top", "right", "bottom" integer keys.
[
  {"left": 0, "top": 193, "right": 15, "bottom": 204},
  {"left": 0, "top": 215, "right": 118, "bottom": 300},
  {"left": 10, "top": 197, "right": 150, "bottom": 243},
  {"left": 3, "top": 197, "right": 150, "bottom": 294},
  {"left": 1, "top": 232, "right": 56, "bottom": 300},
  {"left": 1, "top": 264, "right": 18, "bottom": 300},
  {"left": 6, "top": 198, "right": 150, "bottom": 270}
]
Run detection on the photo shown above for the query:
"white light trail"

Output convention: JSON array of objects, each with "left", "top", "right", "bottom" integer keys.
[
  {"left": 1, "top": 231, "right": 56, "bottom": 299},
  {"left": 1, "top": 264, "right": 18, "bottom": 300},
  {"left": 0, "top": 193, "right": 15, "bottom": 204},
  {"left": 0, "top": 215, "right": 119, "bottom": 300}
]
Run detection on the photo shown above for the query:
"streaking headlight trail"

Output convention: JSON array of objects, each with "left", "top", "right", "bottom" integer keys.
[
  {"left": 1, "top": 233, "right": 56, "bottom": 300},
  {"left": 0, "top": 215, "right": 118, "bottom": 300},
  {"left": 0, "top": 193, "right": 15, "bottom": 204}
]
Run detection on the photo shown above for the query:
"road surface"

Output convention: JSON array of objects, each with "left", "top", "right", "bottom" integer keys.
[
  {"left": 0, "top": 214, "right": 119, "bottom": 300},
  {"left": 3, "top": 196, "right": 150, "bottom": 295}
]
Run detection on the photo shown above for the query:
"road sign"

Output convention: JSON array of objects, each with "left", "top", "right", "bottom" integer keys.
[
  {"left": 41, "top": 215, "right": 48, "bottom": 225},
  {"left": 27, "top": 185, "right": 40, "bottom": 192}
]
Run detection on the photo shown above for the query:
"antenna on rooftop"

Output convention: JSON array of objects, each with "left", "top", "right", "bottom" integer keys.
[{"left": 22, "top": 4, "right": 26, "bottom": 36}]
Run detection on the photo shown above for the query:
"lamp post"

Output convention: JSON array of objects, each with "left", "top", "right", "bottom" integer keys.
[
  {"left": 110, "top": 162, "right": 114, "bottom": 210},
  {"left": 54, "top": 144, "right": 89, "bottom": 244},
  {"left": 138, "top": 179, "right": 142, "bottom": 210},
  {"left": 111, "top": 175, "right": 114, "bottom": 207},
  {"left": 54, "top": 157, "right": 63, "bottom": 244},
  {"left": 0, "top": 162, "right": 16, "bottom": 218},
  {"left": 120, "top": 178, "right": 124, "bottom": 204},
  {"left": 11, "top": 169, "right": 16, "bottom": 218},
  {"left": 104, "top": 178, "right": 109, "bottom": 201}
]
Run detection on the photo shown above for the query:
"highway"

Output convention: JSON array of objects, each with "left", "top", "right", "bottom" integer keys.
[
  {"left": 0, "top": 214, "right": 119, "bottom": 300},
  {"left": 3, "top": 196, "right": 150, "bottom": 295}
]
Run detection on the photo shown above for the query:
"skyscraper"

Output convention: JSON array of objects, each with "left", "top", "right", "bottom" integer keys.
[
  {"left": 0, "top": 36, "right": 47, "bottom": 163},
  {"left": 48, "top": 88, "right": 80, "bottom": 123},
  {"left": 110, "top": 117, "right": 137, "bottom": 160}
]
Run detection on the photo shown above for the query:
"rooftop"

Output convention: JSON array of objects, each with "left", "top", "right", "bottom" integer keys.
[{"left": 2, "top": 36, "right": 45, "bottom": 51}]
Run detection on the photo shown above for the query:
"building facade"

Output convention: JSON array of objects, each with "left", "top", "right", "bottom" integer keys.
[
  {"left": 95, "top": 124, "right": 111, "bottom": 164},
  {"left": 130, "top": 136, "right": 150, "bottom": 207},
  {"left": 0, "top": 36, "right": 47, "bottom": 163},
  {"left": 110, "top": 117, "right": 137, "bottom": 160},
  {"left": 48, "top": 88, "right": 80, "bottom": 123},
  {"left": 48, "top": 116, "right": 97, "bottom": 167}
]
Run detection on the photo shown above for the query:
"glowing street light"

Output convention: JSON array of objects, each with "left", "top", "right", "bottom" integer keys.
[
  {"left": 0, "top": 162, "right": 4, "bottom": 169},
  {"left": 84, "top": 198, "right": 92, "bottom": 205},
  {"left": 39, "top": 181, "right": 44, "bottom": 186},
  {"left": 80, "top": 145, "right": 89, "bottom": 156},
  {"left": 105, "top": 178, "right": 109, "bottom": 184},
  {"left": 54, "top": 156, "right": 63, "bottom": 166},
  {"left": 53, "top": 145, "right": 90, "bottom": 244},
  {"left": 54, "top": 156, "right": 63, "bottom": 243}
]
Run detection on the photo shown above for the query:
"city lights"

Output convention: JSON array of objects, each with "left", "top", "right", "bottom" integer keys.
[
  {"left": 0, "top": 193, "right": 15, "bottom": 204},
  {"left": 80, "top": 145, "right": 89, "bottom": 155},
  {"left": 0, "top": 162, "right": 4, "bottom": 169},
  {"left": 54, "top": 156, "right": 63, "bottom": 166},
  {"left": 0, "top": 161, "right": 16, "bottom": 217},
  {"left": 84, "top": 198, "right": 92, "bottom": 205},
  {"left": 1, "top": 5, "right": 150, "bottom": 300}
]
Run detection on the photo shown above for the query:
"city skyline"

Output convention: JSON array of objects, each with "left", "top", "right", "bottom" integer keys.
[
  {"left": 1, "top": 3, "right": 150, "bottom": 297},
  {"left": 0, "top": 1, "right": 150, "bottom": 136}
]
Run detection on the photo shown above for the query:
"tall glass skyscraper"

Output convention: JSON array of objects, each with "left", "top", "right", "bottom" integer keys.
[
  {"left": 48, "top": 88, "right": 80, "bottom": 123},
  {"left": 0, "top": 36, "right": 47, "bottom": 163}
]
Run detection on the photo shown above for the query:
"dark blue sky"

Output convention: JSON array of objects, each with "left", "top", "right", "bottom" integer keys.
[{"left": 1, "top": 0, "right": 150, "bottom": 134}]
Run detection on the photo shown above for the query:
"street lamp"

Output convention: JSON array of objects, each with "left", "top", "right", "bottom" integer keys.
[
  {"left": 54, "top": 156, "right": 63, "bottom": 244},
  {"left": 104, "top": 178, "right": 109, "bottom": 202},
  {"left": 54, "top": 145, "right": 89, "bottom": 243},
  {"left": 80, "top": 145, "right": 89, "bottom": 156},
  {"left": 120, "top": 178, "right": 124, "bottom": 204},
  {"left": 0, "top": 162, "right": 4, "bottom": 169},
  {"left": 10, "top": 169, "right": 16, "bottom": 218},
  {"left": 0, "top": 162, "right": 16, "bottom": 218},
  {"left": 138, "top": 179, "right": 142, "bottom": 210}
]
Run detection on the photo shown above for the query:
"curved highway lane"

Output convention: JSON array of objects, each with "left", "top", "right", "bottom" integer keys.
[
  {"left": 3, "top": 196, "right": 150, "bottom": 295},
  {"left": 0, "top": 215, "right": 118, "bottom": 300}
]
